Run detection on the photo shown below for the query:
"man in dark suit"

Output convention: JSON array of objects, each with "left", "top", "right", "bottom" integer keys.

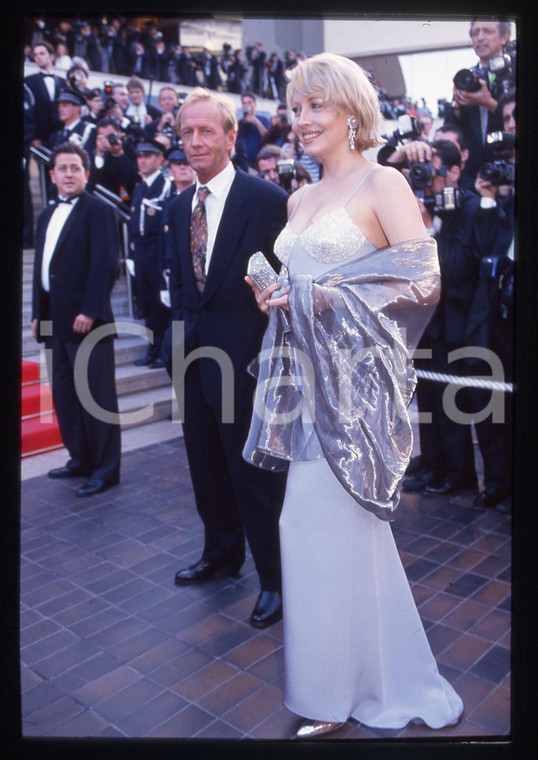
[
  {"left": 164, "top": 88, "right": 288, "bottom": 628},
  {"left": 443, "top": 19, "right": 513, "bottom": 187},
  {"left": 31, "top": 142, "right": 121, "bottom": 497},
  {"left": 24, "top": 41, "right": 66, "bottom": 146},
  {"left": 404, "top": 140, "right": 481, "bottom": 498}
]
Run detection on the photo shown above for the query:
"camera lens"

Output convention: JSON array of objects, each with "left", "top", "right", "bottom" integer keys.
[{"left": 453, "top": 68, "right": 481, "bottom": 93}]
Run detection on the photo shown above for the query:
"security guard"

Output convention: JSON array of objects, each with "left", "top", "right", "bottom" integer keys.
[
  {"left": 50, "top": 90, "right": 97, "bottom": 153},
  {"left": 128, "top": 139, "right": 172, "bottom": 368}
]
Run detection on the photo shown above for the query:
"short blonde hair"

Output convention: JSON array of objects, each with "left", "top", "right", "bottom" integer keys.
[
  {"left": 178, "top": 87, "right": 238, "bottom": 134},
  {"left": 286, "top": 52, "right": 384, "bottom": 151}
]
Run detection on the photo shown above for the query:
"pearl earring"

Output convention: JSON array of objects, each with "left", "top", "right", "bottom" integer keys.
[{"left": 347, "top": 115, "right": 358, "bottom": 151}]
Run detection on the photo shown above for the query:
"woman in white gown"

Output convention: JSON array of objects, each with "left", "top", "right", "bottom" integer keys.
[{"left": 244, "top": 52, "right": 463, "bottom": 738}]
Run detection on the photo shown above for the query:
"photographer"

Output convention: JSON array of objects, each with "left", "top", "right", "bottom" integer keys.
[
  {"left": 237, "top": 93, "right": 270, "bottom": 167},
  {"left": 261, "top": 103, "right": 291, "bottom": 147},
  {"left": 255, "top": 144, "right": 283, "bottom": 185},
  {"left": 462, "top": 103, "right": 515, "bottom": 513},
  {"left": 443, "top": 19, "right": 515, "bottom": 187},
  {"left": 89, "top": 116, "right": 139, "bottom": 202},
  {"left": 403, "top": 139, "right": 481, "bottom": 497},
  {"left": 145, "top": 86, "right": 180, "bottom": 141},
  {"left": 378, "top": 120, "right": 477, "bottom": 193}
]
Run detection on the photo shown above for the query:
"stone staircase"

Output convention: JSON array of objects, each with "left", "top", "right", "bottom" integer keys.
[{"left": 21, "top": 246, "right": 176, "bottom": 456}]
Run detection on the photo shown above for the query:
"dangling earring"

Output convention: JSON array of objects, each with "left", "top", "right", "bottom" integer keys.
[{"left": 347, "top": 115, "right": 358, "bottom": 151}]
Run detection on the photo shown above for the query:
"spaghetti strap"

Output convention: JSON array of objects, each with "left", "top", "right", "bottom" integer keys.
[
  {"left": 343, "top": 167, "right": 381, "bottom": 209},
  {"left": 288, "top": 183, "right": 310, "bottom": 222}
]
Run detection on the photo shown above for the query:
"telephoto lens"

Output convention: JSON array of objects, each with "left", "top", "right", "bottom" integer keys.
[{"left": 453, "top": 68, "right": 483, "bottom": 93}]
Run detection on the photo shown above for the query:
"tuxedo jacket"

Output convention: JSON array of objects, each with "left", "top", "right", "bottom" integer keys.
[
  {"left": 165, "top": 169, "right": 288, "bottom": 408},
  {"left": 32, "top": 191, "right": 120, "bottom": 343},
  {"left": 24, "top": 70, "right": 65, "bottom": 143}
]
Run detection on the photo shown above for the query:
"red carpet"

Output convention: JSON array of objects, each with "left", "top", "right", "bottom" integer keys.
[{"left": 21, "top": 360, "right": 63, "bottom": 457}]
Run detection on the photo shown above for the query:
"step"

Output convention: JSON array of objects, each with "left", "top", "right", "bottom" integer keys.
[
  {"left": 22, "top": 383, "right": 54, "bottom": 417},
  {"left": 21, "top": 345, "right": 172, "bottom": 396},
  {"left": 21, "top": 413, "right": 63, "bottom": 457},
  {"left": 115, "top": 361, "right": 171, "bottom": 397},
  {"left": 22, "top": 359, "right": 40, "bottom": 384},
  {"left": 118, "top": 385, "right": 177, "bottom": 430}
]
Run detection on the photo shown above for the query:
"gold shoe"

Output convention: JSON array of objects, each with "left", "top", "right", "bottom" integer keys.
[{"left": 294, "top": 719, "right": 346, "bottom": 738}]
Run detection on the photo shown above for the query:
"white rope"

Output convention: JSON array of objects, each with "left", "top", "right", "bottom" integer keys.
[{"left": 415, "top": 369, "right": 513, "bottom": 393}]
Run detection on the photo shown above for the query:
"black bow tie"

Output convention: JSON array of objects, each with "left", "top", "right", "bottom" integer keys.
[{"left": 57, "top": 193, "right": 80, "bottom": 205}]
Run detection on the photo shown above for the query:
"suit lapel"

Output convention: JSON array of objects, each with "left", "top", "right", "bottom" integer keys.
[
  {"left": 50, "top": 192, "right": 86, "bottom": 263},
  {"left": 201, "top": 172, "right": 249, "bottom": 304}
]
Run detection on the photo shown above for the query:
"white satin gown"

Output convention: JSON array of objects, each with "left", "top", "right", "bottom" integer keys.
[{"left": 274, "top": 186, "right": 464, "bottom": 729}]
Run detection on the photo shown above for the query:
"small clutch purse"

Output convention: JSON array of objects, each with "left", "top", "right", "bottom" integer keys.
[{"left": 247, "top": 251, "right": 278, "bottom": 291}]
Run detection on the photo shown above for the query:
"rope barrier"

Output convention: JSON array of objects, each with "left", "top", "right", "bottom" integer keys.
[{"left": 415, "top": 369, "right": 513, "bottom": 393}]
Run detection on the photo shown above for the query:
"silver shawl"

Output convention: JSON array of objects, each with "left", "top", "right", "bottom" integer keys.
[{"left": 243, "top": 237, "right": 440, "bottom": 521}]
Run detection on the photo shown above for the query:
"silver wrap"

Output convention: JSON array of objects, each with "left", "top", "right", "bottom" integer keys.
[{"left": 243, "top": 237, "right": 440, "bottom": 521}]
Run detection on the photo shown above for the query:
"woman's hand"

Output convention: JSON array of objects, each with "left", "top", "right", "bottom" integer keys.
[{"left": 245, "top": 276, "right": 290, "bottom": 314}]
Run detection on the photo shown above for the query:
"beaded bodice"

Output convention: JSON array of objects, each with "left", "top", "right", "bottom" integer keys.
[{"left": 274, "top": 206, "right": 376, "bottom": 276}]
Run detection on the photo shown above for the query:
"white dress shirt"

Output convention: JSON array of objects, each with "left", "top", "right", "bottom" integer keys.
[
  {"left": 41, "top": 71, "right": 56, "bottom": 100},
  {"left": 41, "top": 197, "right": 79, "bottom": 291},
  {"left": 191, "top": 161, "right": 236, "bottom": 273}
]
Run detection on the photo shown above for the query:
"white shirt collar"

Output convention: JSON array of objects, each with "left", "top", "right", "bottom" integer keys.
[
  {"left": 144, "top": 169, "right": 162, "bottom": 188},
  {"left": 196, "top": 160, "right": 235, "bottom": 199}
]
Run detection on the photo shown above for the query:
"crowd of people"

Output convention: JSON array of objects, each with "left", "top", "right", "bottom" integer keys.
[{"left": 26, "top": 18, "right": 515, "bottom": 739}]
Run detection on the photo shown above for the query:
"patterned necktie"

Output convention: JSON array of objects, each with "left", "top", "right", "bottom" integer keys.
[{"left": 191, "top": 186, "right": 210, "bottom": 293}]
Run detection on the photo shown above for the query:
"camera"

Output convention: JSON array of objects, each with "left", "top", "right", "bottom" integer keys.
[
  {"left": 276, "top": 159, "right": 296, "bottom": 193},
  {"left": 479, "top": 160, "right": 515, "bottom": 186},
  {"left": 453, "top": 65, "right": 486, "bottom": 93},
  {"left": 242, "top": 106, "right": 252, "bottom": 118},
  {"left": 479, "top": 131, "right": 515, "bottom": 186},
  {"left": 161, "top": 124, "right": 175, "bottom": 139},
  {"left": 454, "top": 47, "right": 516, "bottom": 98},
  {"left": 103, "top": 80, "right": 113, "bottom": 97},
  {"left": 408, "top": 162, "right": 435, "bottom": 190},
  {"left": 382, "top": 114, "right": 423, "bottom": 146},
  {"left": 107, "top": 133, "right": 120, "bottom": 146},
  {"left": 408, "top": 161, "right": 460, "bottom": 212}
]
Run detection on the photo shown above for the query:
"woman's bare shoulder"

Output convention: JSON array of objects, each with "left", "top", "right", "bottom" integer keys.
[{"left": 287, "top": 183, "right": 309, "bottom": 216}]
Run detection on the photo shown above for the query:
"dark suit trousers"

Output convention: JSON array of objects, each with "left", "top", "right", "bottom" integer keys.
[
  {"left": 181, "top": 362, "right": 286, "bottom": 591},
  {"left": 46, "top": 333, "right": 121, "bottom": 483},
  {"left": 415, "top": 335, "right": 477, "bottom": 485}
]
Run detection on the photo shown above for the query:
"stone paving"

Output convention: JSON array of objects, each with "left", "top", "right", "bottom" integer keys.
[{"left": 19, "top": 425, "right": 512, "bottom": 743}]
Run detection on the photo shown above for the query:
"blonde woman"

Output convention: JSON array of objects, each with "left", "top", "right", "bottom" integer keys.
[{"left": 245, "top": 52, "right": 463, "bottom": 738}]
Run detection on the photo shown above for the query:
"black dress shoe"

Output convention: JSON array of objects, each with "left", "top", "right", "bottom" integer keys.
[
  {"left": 402, "top": 467, "right": 439, "bottom": 493},
  {"left": 424, "top": 475, "right": 476, "bottom": 496},
  {"left": 148, "top": 358, "right": 165, "bottom": 369},
  {"left": 76, "top": 478, "right": 119, "bottom": 497},
  {"left": 48, "top": 465, "right": 86, "bottom": 479},
  {"left": 134, "top": 355, "right": 154, "bottom": 366},
  {"left": 473, "top": 486, "right": 511, "bottom": 508},
  {"left": 250, "top": 590, "right": 282, "bottom": 629},
  {"left": 404, "top": 455, "right": 423, "bottom": 477},
  {"left": 174, "top": 559, "right": 241, "bottom": 585}
]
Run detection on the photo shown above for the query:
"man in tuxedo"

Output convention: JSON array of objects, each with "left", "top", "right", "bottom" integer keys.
[
  {"left": 24, "top": 41, "right": 65, "bottom": 146},
  {"left": 165, "top": 88, "right": 288, "bottom": 628},
  {"left": 31, "top": 142, "right": 121, "bottom": 497}
]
